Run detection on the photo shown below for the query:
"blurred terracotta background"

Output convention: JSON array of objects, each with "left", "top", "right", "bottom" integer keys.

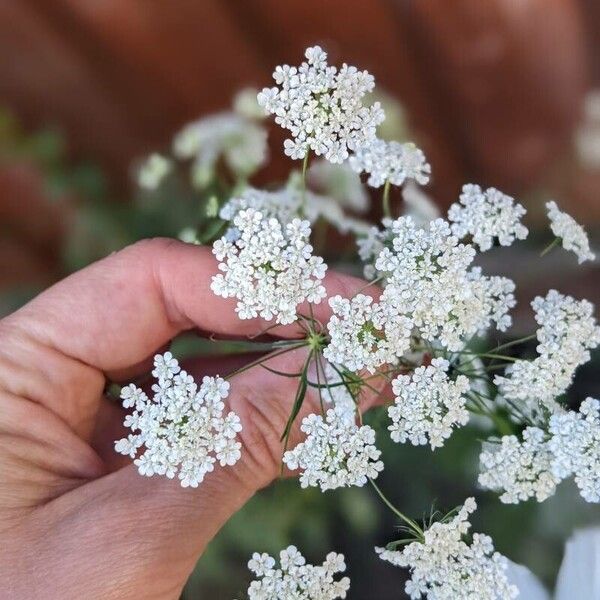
[{"left": 0, "top": 0, "right": 598, "bottom": 304}]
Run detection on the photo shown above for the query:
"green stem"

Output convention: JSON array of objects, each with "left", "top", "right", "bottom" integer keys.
[
  {"left": 300, "top": 151, "right": 310, "bottom": 217},
  {"left": 382, "top": 179, "right": 392, "bottom": 218},
  {"left": 224, "top": 341, "right": 307, "bottom": 380},
  {"left": 369, "top": 479, "right": 424, "bottom": 540},
  {"left": 540, "top": 237, "right": 560, "bottom": 257}
]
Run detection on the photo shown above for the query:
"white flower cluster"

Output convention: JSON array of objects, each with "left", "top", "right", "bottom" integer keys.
[
  {"left": 349, "top": 138, "right": 431, "bottom": 188},
  {"left": 211, "top": 208, "right": 327, "bottom": 324},
  {"left": 376, "top": 498, "right": 517, "bottom": 600},
  {"left": 114, "top": 353, "right": 242, "bottom": 488},
  {"left": 282, "top": 408, "right": 384, "bottom": 491},
  {"left": 257, "top": 46, "right": 384, "bottom": 163},
  {"left": 546, "top": 201, "right": 595, "bottom": 263},
  {"left": 173, "top": 112, "right": 268, "bottom": 186},
  {"left": 549, "top": 398, "right": 600, "bottom": 502},
  {"left": 219, "top": 184, "right": 370, "bottom": 239},
  {"left": 479, "top": 427, "right": 559, "bottom": 503},
  {"left": 388, "top": 358, "right": 470, "bottom": 449},
  {"left": 480, "top": 399, "right": 600, "bottom": 504},
  {"left": 138, "top": 153, "right": 172, "bottom": 190},
  {"left": 323, "top": 293, "right": 412, "bottom": 373},
  {"left": 377, "top": 217, "right": 515, "bottom": 350},
  {"left": 448, "top": 184, "right": 528, "bottom": 251},
  {"left": 246, "top": 546, "right": 350, "bottom": 600},
  {"left": 495, "top": 290, "right": 600, "bottom": 409}
]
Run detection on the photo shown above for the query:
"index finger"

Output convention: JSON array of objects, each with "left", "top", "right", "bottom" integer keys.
[{"left": 4, "top": 238, "right": 374, "bottom": 374}]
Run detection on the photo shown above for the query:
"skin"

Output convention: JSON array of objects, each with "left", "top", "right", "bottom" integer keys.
[{"left": 0, "top": 238, "right": 385, "bottom": 599}]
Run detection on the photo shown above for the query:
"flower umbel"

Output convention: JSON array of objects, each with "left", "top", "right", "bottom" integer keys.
[
  {"left": 448, "top": 184, "right": 528, "bottom": 251},
  {"left": 114, "top": 353, "right": 242, "bottom": 488},
  {"left": 376, "top": 498, "right": 518, "bottom": 600},
  {"left": 283, "top": 408, "right": 384, "bottom": 491},
  {"left": 211, "top": 208, "right": 327, "bottom": 324},
  {"left": 257, "top": 45, "right": 384, "bottom": 164},
  {"left": 246, "top": 545, "right": 350, "bottom": 599},
  {"left": 349, "top": 138, "right": 431, "bottom": 188},
  {"left": 546, "top": 200, "right": 595, "bottom": 263},
  {"left": 389, "top": 358, "right": 470, "bottom": 450}
]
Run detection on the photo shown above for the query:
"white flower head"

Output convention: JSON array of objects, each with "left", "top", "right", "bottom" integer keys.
[
  {"left": 114, "top": 353, "right": 242, "bottom": 487},
  {"left": 549, "top": 398, "right": 600, "bottom": 502},
  {"left": 495, "top": 290, "right": 600, "bottom": 409},
  {"left": 283, "top": 408, "right": 384, "bottom": 491},
  {"left": 323, "top": 293, "right": 412, "bottom": 373},
  {"left": 448, "top": 184, "right": 528, "bottom": 251},
  {"left": 246, "top": 545, "right": 350, "bottom": 599},
  {"left": 138, "top": 153, "right": 172, "bottom": 190},
  {"left": 173, "top": 113, "right": 267, "bottom": 185},
  {"left": 479, "top": 427, "right": 561, "bottom": 503},
  {"left": 546, "top": 201, "right": 595, "bottom": 263},
  {"left": 389, "top": 357, "right": 470, "bottom": 449},
  {"left": 349, "top": 138, "right": 431, "bottom": 188},
  {"left": 376, "top": 498, "right": 518, "bottom": 600},
  {"left": 211, "top": 208, "right": 327, "bottom": 325},
  {"left": 377, "top": 217, "right": 515, "bottom": 351},
  {"left": 257, "top": 45, "right": 384, "bottom": 164}
]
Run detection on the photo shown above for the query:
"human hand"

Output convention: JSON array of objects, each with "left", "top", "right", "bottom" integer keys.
[{"left": 0, "top": 239, "right": 385, "bottom": 599}]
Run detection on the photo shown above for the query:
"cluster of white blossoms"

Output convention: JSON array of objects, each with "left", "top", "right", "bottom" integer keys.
[
  {"left": 257, "top": 46, "right": 384, "bottom": 163},
  {"left": 495, "top": 290, "right": 600, "bottom": 409},
  {"left": 219, "top": 184, "right": 370, "bottom": 239},
  {"left": 282, "top": 408, "right": 384, "bottom": 491},
  {"left": 548, "top": 398, "right": 600, "bottom": 502},
  {"left": 388, "top": 358, "right": 470, "bottom": 449},
  {"left": 479, "top": 398, "right": 600, "bottom": 504},
  {"left": 173, "top": 112, "right": 268, "bottom": 187},
  {"left": 546, "top": 201, "right": 595, "bottom": 263},
  {"left": 478, "top": 427, "right": 559, "bottom": 504},
  {"left": 211, "top": 208, "right": 327, "bottom": 324},
  {"left": 349, "top": 138, "right": 431, "bottom": 188},
  {"left": 376, "top": 498, "right": 518, "bottom": 600},
  {"left": 448, "top": 184, "right": 529, "bottom": 251},
  {"left": 376, "top": 217, "right": 515, "bottom": 351},
  {"left": 323, "top": 293, "right": 412, "bottom": 373},
  {"left": 114, "top": 353, "right": 242, "bottom": 488},
  {"left": 245, "top": 546, "right": 350, "bottom": 600}
]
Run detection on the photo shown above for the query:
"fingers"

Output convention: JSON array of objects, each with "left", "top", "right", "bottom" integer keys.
[{"left": 4, "top": 238, "right": 373, "bottom": 374}]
